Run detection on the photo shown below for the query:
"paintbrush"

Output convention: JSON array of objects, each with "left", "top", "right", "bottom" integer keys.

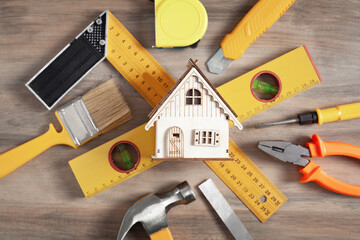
[{"left": 0, "top": 79, "right": 132, "bottom": 178}]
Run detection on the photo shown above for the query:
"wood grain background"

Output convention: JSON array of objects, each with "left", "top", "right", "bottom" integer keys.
[{"left": 0, "top": 0, "right": 359, "bottom": 239}]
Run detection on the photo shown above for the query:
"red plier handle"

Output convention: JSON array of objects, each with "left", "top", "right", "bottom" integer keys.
[{"left": 299, "top": 134, "right": 360, "bottom": 197}]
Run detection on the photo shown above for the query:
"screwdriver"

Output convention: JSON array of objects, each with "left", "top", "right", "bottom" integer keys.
[{"left": 255, "top": 102, "right": 360, "bottom": 129}]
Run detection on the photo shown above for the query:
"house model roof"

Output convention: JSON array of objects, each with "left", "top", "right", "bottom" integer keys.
[{"left": 145, "top": 59, "right": 243, "bottom": 131}]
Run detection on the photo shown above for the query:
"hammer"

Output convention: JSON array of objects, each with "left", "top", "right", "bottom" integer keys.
[{"left": 117, "top": 181, "right": 196, "bottom": 240}]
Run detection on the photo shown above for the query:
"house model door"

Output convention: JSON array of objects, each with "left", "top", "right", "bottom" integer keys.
[{"left": 167, "top": 126, "right": 184, "bottom": 158}]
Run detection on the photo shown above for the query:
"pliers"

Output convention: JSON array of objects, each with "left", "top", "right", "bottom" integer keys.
[{"left": 258, "top": 134, "right": 360, "bottom": 197}]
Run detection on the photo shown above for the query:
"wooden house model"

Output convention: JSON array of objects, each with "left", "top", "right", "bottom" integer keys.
[{"left": 145, "top": 59, "right": 242, "bottom": 160}]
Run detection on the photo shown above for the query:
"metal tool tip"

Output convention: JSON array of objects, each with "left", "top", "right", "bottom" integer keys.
[
  {"left": 206, "top": 62, "right": 222, "bottom": 74},
  {"left": 206, "top": 48, "right": 232, "bottom": 74},
  {"left": 255, "top": 118, "right": 299, "bottom": 129},
  {"left": 255, "top": 123, "right": 271, "bottom": 129},
  {"left": 257, "top": 141, "right": 270, "bottom": 150}
]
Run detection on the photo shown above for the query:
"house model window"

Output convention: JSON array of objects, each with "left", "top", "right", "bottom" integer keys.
[
  {"left": 194, "top": 130, "right": 219, "bottom": 146},
  {"left": 186, "top": 89, "right": 201, "bottom": 105}
]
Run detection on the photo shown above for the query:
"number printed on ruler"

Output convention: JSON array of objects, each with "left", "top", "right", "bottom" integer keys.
[
  {"left": 206, "top": 140, "right": 287, "bottom": 222},
  {"left": 70, "top": 14, "right": 317, "bottom": 222},
  {"left": 106, "top": 12, "right": 175, "bottom": 108},
  {"left": 106, "top": 12, "right": 287, "bottom": 222},
  {"left": 238, "top": 78, "right": 318, "bottom": 122}
]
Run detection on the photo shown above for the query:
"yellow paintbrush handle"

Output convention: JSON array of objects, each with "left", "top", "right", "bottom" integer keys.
[
  {"left": 316, "top": 102, "right": 360, "bottom": 125},
  {"left": 0, "top": 123, "right": 75, "bottom": 178},
  {"left": 221, "top": 0, "right": 295, "bottom": 60}
]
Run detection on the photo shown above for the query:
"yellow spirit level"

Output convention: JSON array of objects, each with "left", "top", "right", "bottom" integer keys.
[{"left": 23, "top": 10, "right": 321, "bottom": 222}]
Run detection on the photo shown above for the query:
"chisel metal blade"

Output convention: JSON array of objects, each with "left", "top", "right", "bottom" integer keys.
[
  {"left": 199, "top": 179, "right": 253, "bottom": 240},
  {"left": 206, "top": 48, "right": 232, "bottom": 74}
]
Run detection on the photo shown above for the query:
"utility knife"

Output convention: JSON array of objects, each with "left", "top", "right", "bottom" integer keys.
[{"left": 207, "top": 0, "right": 296, "bottom": 74}]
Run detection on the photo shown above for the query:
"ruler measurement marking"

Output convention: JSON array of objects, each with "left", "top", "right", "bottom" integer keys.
[
  {"left": 238, "top": 78, "right": 318, "bottom": 122},
  {"left": 107, "top": 15, "right": 174, "bottom": 108},
  {"left": 107, "top": 11, "right": 288, "bottom": 220},
  {"left": 107, "top": 40, "right": 169, "bottom": 106},
  {"left": 107, "top": 37, "right": 164, "bottom": 107},
  {"left": 214, "top": 164, "right": 275, "bottom": 221},
  {"left": 89, "top": 160, "right": 160, "bottom": 198},
  {"left": 108, "top": 34, "right": 149, "bottom": 82},
  {"left": 71, "top": 13, "right": 324, "bottom": 222},
  {"left": 206, "top": 140, "right": 287, "bottom": 222},
  {"left": 213, "top": 162, "right": 272, "bottom": 220}
]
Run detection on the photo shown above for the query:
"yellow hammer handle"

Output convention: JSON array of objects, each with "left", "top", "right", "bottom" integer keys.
[
  {"left": 0, "top": 123, "right": 75, "bottom": 178},
  {"left": 221, "top": 0, "right": 295, "bottom": 60},
  {"left": 150, "top": 228, "right": 174, "bottom": 240},
  {"left": 316, "top": 102, "right": 360, "bottom": 125}
]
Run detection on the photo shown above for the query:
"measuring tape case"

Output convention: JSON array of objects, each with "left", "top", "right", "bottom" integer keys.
[{"left": 23, "top": 10, "right": 321, "bottom": 222}]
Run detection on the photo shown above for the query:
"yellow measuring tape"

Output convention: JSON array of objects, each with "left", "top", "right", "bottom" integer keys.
[{"left": 70, "top": 11, "right": 321, "bottom": 222}]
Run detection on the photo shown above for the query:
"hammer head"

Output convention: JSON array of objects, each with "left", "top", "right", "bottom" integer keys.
[{"left": 117, "top": 181, "right": 196, "bottom": 240}]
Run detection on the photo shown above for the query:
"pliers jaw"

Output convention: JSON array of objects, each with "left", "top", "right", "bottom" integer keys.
[
  {"left": 258, "top": 135, "right": 360, "bottom": 197},
  {"left": 258, "top": 141, "right": 311, "bottom": 167}
]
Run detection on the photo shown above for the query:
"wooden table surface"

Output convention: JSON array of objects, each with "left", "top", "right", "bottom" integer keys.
[{"left": 0, "top": 0, "right": 359, "bottom": 239}]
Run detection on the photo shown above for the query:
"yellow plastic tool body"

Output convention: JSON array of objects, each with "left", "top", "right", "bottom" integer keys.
[
  {"left": 221, "top": 0, "right": 295, "bottom": 60},
  {"left": 150, "top": 228, "right": 173, "bottom": 240},
  {"left": 0, "top": 112, "right": 76, "bottom": 178},
  {"left": 316, "top": 102, "right": 360, "bottom": 125},
  {"left": 155, "top": 0, "right": 208, "bottom": 48},
  {"left": 70, "top": 124, "right": 160, "bottom": 198},
  {"left": 70, "top": 35, "right": 320, "bottom": 221},
  {"left": 107, "top": 11, "right": 174, "bottom": 108},
  {"left": 220, "top": 45, "right": 321, "bottom": 122}
]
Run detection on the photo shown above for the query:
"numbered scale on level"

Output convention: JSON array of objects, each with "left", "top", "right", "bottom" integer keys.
[{"left": 69, "top": 11, "right": 321, "bottom": 223}]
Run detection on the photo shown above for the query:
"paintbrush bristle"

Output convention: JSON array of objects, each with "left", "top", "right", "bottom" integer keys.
[{"left": 82, "top": 79, "right": 132, "bottom": 133}]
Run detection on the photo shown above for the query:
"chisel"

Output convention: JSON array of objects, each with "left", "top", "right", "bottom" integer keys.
[
  {"left": 207, "top": 0, "right": 296, "bottom": 74},
  {"left": 199, "top": 179, "right": 253, "bottom": 240}
]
